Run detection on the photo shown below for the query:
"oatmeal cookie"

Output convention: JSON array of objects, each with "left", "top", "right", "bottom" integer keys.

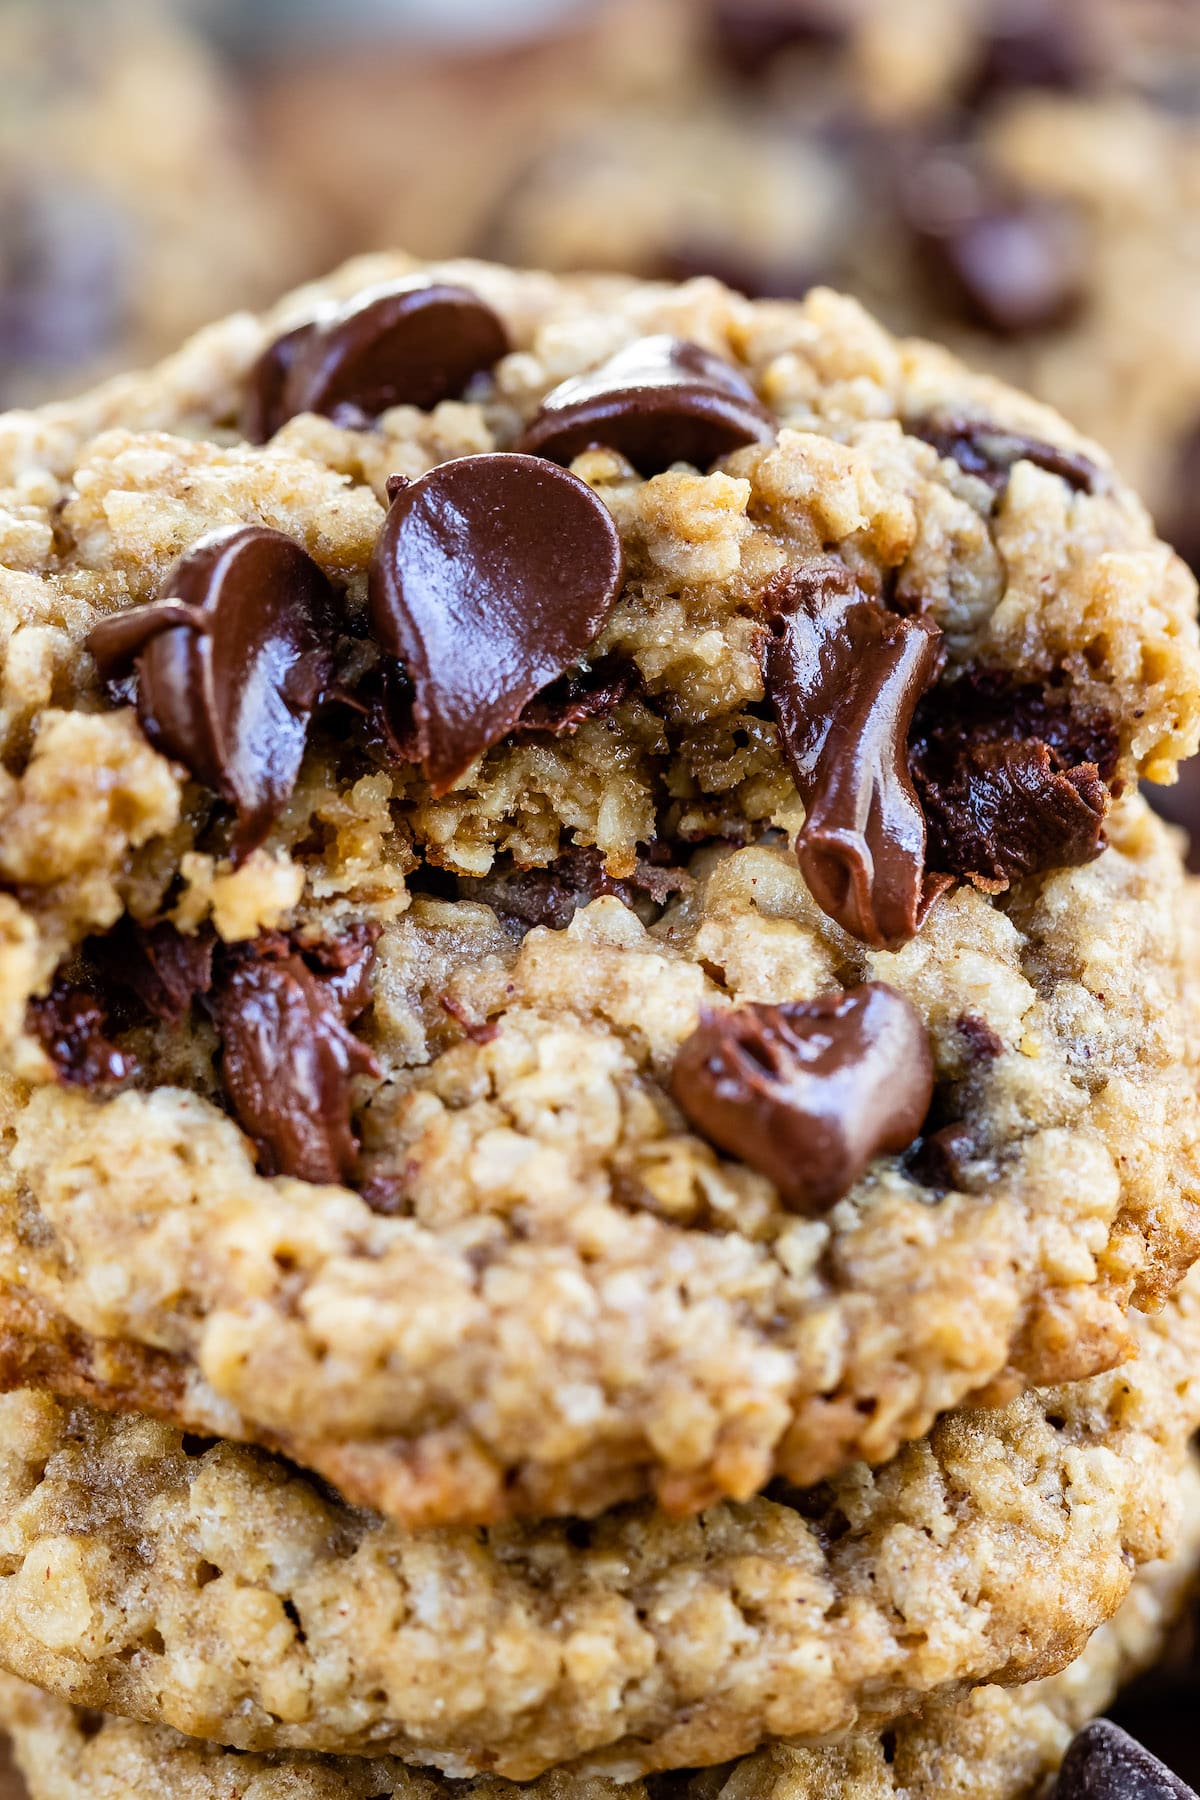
[
  {"left": 0, "top": 1268, "right": 1197, "bottom": 1775},
  {"left": 0, "top": 1444, "right": 1197, "bottom": 1795},
  {"left": 0, "top": 255, "right": 1196, "bottom": 1529}
]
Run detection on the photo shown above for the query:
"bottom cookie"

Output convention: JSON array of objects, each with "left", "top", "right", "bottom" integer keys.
[{"left": 1, "top": 1454, "right": 1199, "bottom": 1800}]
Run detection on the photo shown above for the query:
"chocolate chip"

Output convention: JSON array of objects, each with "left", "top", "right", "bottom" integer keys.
[
  {"left": 516, "top": 336, "right": 775, "bottom": 475},
  {"left": 243, "top": 279, "right": 509, "bottom": 440},
  {"left": 910, "top": 671, "right": 1114, "bottom": 887},
  {"left": 966, "top": 0, "right": 1096, "bottom": 106},
  {"left": 99, "top": 920, "right": 215, "bottom": 1027},
  {"left": 709, "top": 0, "right": 850, "bottom": 80},
  {"left": 958, "top": 1011, "right": 1004, "bottom": 1061},
  {"left": 913, "top": 412, "right": 1104, "bottom": 495},
  {"left": 27, "top": 979, "right": 135, "bottom": 1088},
  {"left": 1054, "top": 1721, "right": 1198, "bottom": 1800},
  {"left": 459, "top": 845, "right": 689, "bottom": 935},
  {"left": 670, "top": 983, "right": 934, "bottom": 1213},
  {"left": 88, "top": 526, "right": 338, "bottom": 859},
  {"left": 240, "top": 321, "right": 316, "bottom": 445},
  {"left": 904, "top": 149, "right": 1087, "bottom": 337},
  {"left": 368, "top": 453, "right": 624, "bottom": 794},
  {"left": 904, "top": 1120, "right": 977, "bottom": 1194},
  {"left": 209, "top": 929, "right": 380, "bottom": 1186},
  {"left": 0, "top": 182, "right": 129, "bottom": 397},
  {"left": 1147, "top": 759, "right": 1200, "bottom": 873},
  {"left": 511, "top": 656, "right": 637, "bottom": 738},
  {"left": 760, "top": 561, "right": 946, "bottom": 949}
]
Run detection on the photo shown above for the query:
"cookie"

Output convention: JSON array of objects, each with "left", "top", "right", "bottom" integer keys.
[
  {"left": 0, "top": 1448, "right": 1198, "bottom": 1798},
  {"left": 486, "top": 0, "right": 1200, "bottom": 572},
  {"left": 0, "top": 1259, "right": 1198, "bottom": 1776},
  {"left": 0, "top": 0, "right": 313, "bottom": 406},
  {"left": 0, "top": 257, "right": 1197, "bottom": 1533}
]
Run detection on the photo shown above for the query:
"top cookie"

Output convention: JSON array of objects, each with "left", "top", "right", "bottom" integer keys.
[{"left": 0, "top": 255, "right": 1197, "bottom": 1527}]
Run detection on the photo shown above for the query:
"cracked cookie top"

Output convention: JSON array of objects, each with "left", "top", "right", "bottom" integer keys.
[{"left": 0, "top": 255, "right": 1197, "bottom": 1527}]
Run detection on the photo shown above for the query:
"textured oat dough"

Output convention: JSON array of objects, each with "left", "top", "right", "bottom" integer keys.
[
  {"left": 0, "top": 255, "right": 1198, "bottom": 1530},
  {"left": 0, "top": 1269, "right": 1199, "bottom": 1775},
  {"left": 488, "top": 0, "right": 1200, "bottom": 564},
  {"left": 0, "top": 0, "right": 313, "bottom": 407},
  {"left": 0, "top": 1452, "right": 1198, "bottom": 1798}
]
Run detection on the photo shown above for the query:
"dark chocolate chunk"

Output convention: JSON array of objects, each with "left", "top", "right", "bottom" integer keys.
[
  {"left": 958, "top": 1011, "right": 1004, "bottom": 1061},
  {"left": 240, "top": 321, "right": 316, "bottom": 445},
  {"left": 1054, "top": 1720, "right": 1198, "bottom": 1800},
  {"left": 512, "top": 657, "right": 637, "bottom": 738},
  {"left": 27, "top": 980, "right": 134, "bottom": 1088},
  {"left": 904, "top": 1120, "right": 977, "bottom": 1194},
  {"left": 516, "top": 335, "right": 775, "bottom": 475},
  {"left": 913, "top": 413, "right": 1104, "bottom": 494},
  {"left": 209, "top": 929, "right": 380, "bottom": 1186},
  {"left": 101, "top": 920, "right": 215, "bottom": 1027},
  {"left": 966, "top": 0, "right": 1096, "bottom": 106},
  {"left": 709, "top": 0, "right": 850, "bottom": 80},
  {"left": 904, "top": 149, "right": 1087, "bottom": 337},
  {"left": 670, "top": 983, "right": 934, "bottom": 1213},
  {"left": 910, "top": 671, "right": 1115, "bottom": 887},
  {"left": 88, "top": 526, "right": 338, "bottom": 859},
  {"left": 761, "top": 561, "right": 946, "bottom": 949},
  {"left": 368, "top": 453, "right": 624, "bottom": 794},
  {"left": 243, "top": 279, "right": 509, "bottom": 440},
  {"left": 918, "top": 741, "right": 1107, "bottom": 887},
  {"left": 1147, "top": 759, "right": 1200, "bottom": 874},
  {"left": 459, "top": 845, "right": 689, "bottom": 935}
]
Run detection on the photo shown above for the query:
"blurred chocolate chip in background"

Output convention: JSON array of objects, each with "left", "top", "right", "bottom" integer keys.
[
  {"left": 0, "top": 180, "right": 130, "bottom": 403},
  {"left": 902, "top": 143, "right": 1088, "bottom": 337},
  {"left": 1146, "top": 760, "right": 1200, "bottom": 871}
]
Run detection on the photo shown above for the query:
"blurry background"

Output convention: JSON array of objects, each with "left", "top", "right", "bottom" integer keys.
[{"left": 1, "top": 2, "right": 1200, "bottom": 1785}]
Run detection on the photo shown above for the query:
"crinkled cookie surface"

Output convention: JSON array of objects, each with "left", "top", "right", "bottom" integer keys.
[
  {"left": 0, "top": 1446, "right": 1196, "bottom": 1797},
  {"left": 0, "top": 256, "right": 1197, "bottom": 1530},
  {"left": 0, "top": 1266, "right": 1198, "bottom": 1777}
]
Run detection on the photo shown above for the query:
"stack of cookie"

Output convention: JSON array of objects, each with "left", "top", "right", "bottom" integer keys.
[{"left": 0, "top": 254, "right": 1197, "bottom": 1799}]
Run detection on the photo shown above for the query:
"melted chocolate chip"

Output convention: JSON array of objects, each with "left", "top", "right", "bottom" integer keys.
[
  {"left": 709, "top": 0, "right": 849, "bottom": 79},
  {"left": 100, "top": 919, "right": 215, "bottom": 1027},
  {"left": 966, "top": 0, "right": 1096, "bottom": 106},
  {"left": 1054, "top": 1721, "right": 1198, "bottom": 1800},
  {"left": 904, "top": 1121, "right": 977, "bottom": 1194},
  {"left": 958, "top": 1011, "right": 1004, "bottom": 1061},
  {"left": 516, "top": 336, "right": 774, "bottom": 475},
  {"left": 209, "top": 928, "right": 380, "bottom": 1186},
  {"left": 913, "top": 413, "right": 1104, "bottom": 494},
  {"left": 512, "top": 657, "right": 637, "bottom": 738},
  {"left": 904, "top": 149, "right": 1087, "bottom": 337},
  {"left": 670, "top": 983, "right": 934, "bottom": 1213},
  {"left": 88, "top": 526, "right": 338, "bottom": 859},
  {"left": 459, "top": 845, "right": 688, "bottom": 935},
  {"left": 368, "top": 453, "right": 624, "bottom": 794},
  {"left": 243, "top": 279, "right": 509, "bottom": 440},
  {"left": 761, "top": 562, "right": 946, "bottom": 949},
  {"left": 910, "top": 671, "right": 1115, "bottom": 886},
  {"left": 27, "top": 980, "right": 134, "bottom": 1088}
]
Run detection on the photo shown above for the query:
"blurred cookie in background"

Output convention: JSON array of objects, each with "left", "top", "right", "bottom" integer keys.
[
  {"left": 0, "top": 0, "right": 313, "bottom": 404},
  {"left": 483, "top": 0, "right": 1200, "bottom": 577}
]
